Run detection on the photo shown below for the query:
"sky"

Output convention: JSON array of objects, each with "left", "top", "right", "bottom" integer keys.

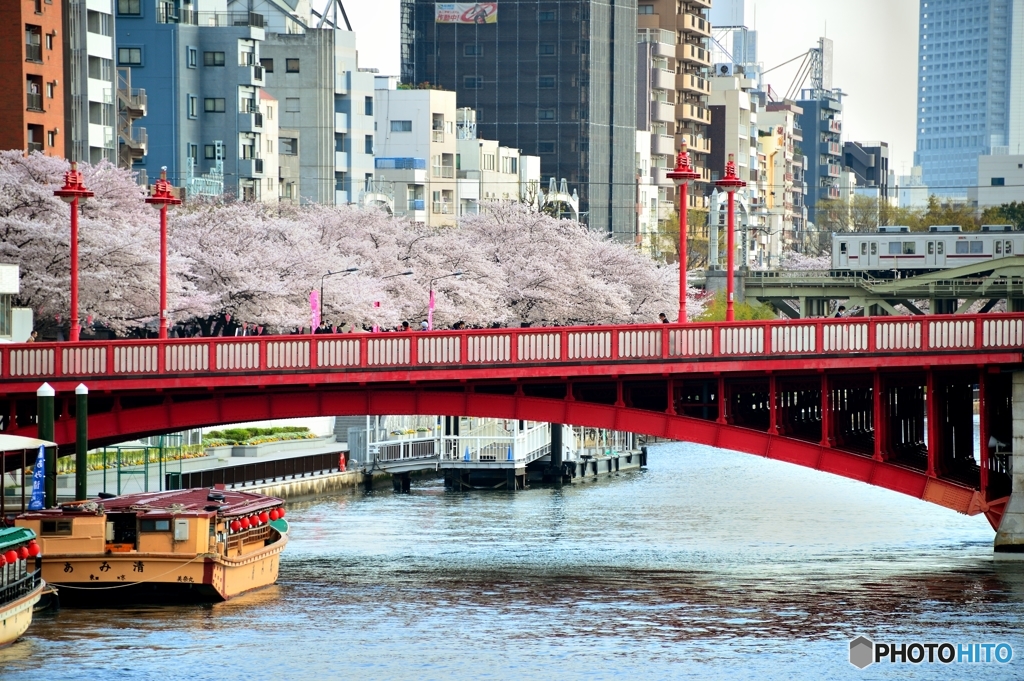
[{"left": 341, "top": 0, "right": 920, "bottom": 173}]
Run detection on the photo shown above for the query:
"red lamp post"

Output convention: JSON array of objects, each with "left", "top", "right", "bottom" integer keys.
[
  {"left": 54, "top": 162, "right": 94, "bottom": 342},
  {"left": 714, "top": 153, "right": 747, "bottom": 322},
  {"left": 666, "top": 141, "right": 700, "bottom": 323},
  {"left": 144, "top": 167, "right": 182, "bottom": 339}
]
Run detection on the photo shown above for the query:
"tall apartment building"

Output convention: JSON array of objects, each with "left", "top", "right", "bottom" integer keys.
[
  {"left": 0, "top": 0, "right": 65, "bottom": 156},
  {"left": 258, "top": 0, "right": 376, "bottom": 205},
  {"left": 796, "top": 88, "right": 843, "bottom": 225},
  {"left": 915, "top": 0, "right": 1024, "bottom": 197},
  {"left": 64, "top": 0, "right": 117, "bottom": 164},
  {"left": 637, "top": 0, "right": 714, "bottom": 210},
  {"left": 760, "top": 101, "right": 805, "bottom": 252},
  {"left": 114, "top": 0, "right": 272, "bottom": 200},
  {"left": 401, "top": 0, "right": 638, "bottom": 240},
  {"left": 637, "top": 27, "right": 681, "bottom": 231}
]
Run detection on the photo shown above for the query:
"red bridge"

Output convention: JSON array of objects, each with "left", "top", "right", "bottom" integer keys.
[{"left": 1, "top": 314, "right": 1022, "bottom": 529}]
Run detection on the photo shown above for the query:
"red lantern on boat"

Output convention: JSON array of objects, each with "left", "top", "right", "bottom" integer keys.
[
  {"left": 27, "top": 541, "right": 40, "bottom": 557},
  {"left": 249, "top": 515, "right": 260, "bottom": 527},
  {"left": 16, "top": 546, "right": 28, "bottom": 560},
  {"left": 239, "top": 517, "right": 250, "bottom": 530},
  {"left": 278, "top": 508, "right": 286, "bottom": 518},
  {"left": 4, "top": 550, "right": 17, "bottom": 564},
  {"left": 0, "top": 553, "right": 6, "bottom": 566},
  {"left": 229, "top": 520, "right": 241, "bottom": 533},
  {"left": 259, "top": 512, "right": 269, "bottom": 524}
]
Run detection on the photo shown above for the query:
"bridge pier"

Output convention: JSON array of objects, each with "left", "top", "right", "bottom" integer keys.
[
  {"left": 994, "top": 371, "right": 1024, "bottom": 558},
  {"left": 392, "top": 472, "right": 411, "bottom": 493}
]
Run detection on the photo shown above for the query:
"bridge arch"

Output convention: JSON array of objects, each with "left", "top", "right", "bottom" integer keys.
[{"left": 20, "top": 386, "right": 1001, "bottom": 528}]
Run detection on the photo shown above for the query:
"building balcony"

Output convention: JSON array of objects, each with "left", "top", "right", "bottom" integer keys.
[
  {"left": 822, "top": 118, "right": 842, "bottom": 133},
  {"left": 432, "top": 129, "right": 444, "bottom": 143},
  {"left": 679, "top": 134, "right": 711, "bottom": 155},
  {"left": 679, "top": 103, "right": 711, "bottom": 125},
  {"left": 335, "top": 151, "right": 349, "bottom": 169},
  {"left": 335, "top": 112, "right": 349, "bottom": 130},
  {"left": 408, "top": 199, "right": 425, "bottom": 211},
  {"left": 652, "top": 166, "right": 670, "bottom": 186},
  {"left": 238, "top": 112, "right": 263, "bottom": 132},
  {"left": 432, "top": 201, "right": 453, "bottom": 215},
  {"left": 681, "top": 13, "right": 710, "bottom": 37},
  {"left": 652, "top": 68, "right": 675, "bottom": 91},
  {"left": 827, "top": 141, "right": 841, "bottom": 156},
  {"left": 652, "top": 134, "right": 676, "bottom": 156},
  {"left": 637, "top": 29, "right": 675, "bottom": 57},
  {"left": 25, "top": 43, "right": 42, "bottom": 63},
  {"left": 26, "top": 142, "right": 43, "bottom": 154},
  {"left": 251, "top": 64, "right": 264, "bottom": 83},
  {"left": 26, "top": 92, "right": 43, "bottom": 112},
  {"left": 822, "top": 163, "right": 841, "bottom": 178},
  {"left": 687, "top": 0, "right": 712, "bottom": 8},
  {"left": 651, "top": 100, "right": 675, "bottom": 124},
  {"left": 185, "top": 11, "right": 265, "bottom": 28},
  {"left": 826, "top": 186, "right": 841, "bottom": 200},
  {"left": 680, "top": 43, "right": 710, "bottom": 67},
  {"left": 239, "top": 157, "right": 265, "bottom": 177},
  {"left": 677, "top": 72, "right": 709, "bottom": 96}
]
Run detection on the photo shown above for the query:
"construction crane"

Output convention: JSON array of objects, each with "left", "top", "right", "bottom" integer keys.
[{"left": 762, "top": 37, "right": 833, "bottom": 102}]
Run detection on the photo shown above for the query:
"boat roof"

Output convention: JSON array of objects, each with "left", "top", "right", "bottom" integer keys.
[
  {"left": 21, "top": 488, "right": 281, "bottom": 520},
  {"left": 0, "top": 434, "right": 57, "bottom": 451},
  {"left": 0, "top": 526, "right": 35, "bottom": 551}
]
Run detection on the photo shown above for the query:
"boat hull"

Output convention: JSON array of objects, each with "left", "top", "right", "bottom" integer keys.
[
  {"left": 43, "top": 533, "right": 286, "bottom": 607},
  {"left": 0, "top": 582, "right": 44, "bottom": 647}
]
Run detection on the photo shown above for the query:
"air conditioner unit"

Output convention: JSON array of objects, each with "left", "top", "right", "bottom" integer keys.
[{"left": 714, "top": 63, "right": 734, "bottom": 77}]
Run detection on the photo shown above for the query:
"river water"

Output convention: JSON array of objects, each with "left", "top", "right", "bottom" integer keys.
[{"left": 2, "top": 442, "right": 1022, "bottom": 680}]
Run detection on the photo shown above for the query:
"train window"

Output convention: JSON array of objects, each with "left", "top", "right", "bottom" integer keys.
[
  {"left": 903, "top": 242, "right": 916, "bottom": 255},
  {"left": 1006, "top": 240, "right": 1012, "bottom": 254},
  {"left": 839, "top": 242, "right": 847, "bottom": 255},
  {"left": 861, "top": 243, "right": 867, "bottom": 255},
  {"left": 928, "top": 242, "right": 935, "bottom": 255},
  {"left": 996, "top": 241, "right": 1003, "bottom": 254},
  {"left": 870, "top": 242, "right": 877, "bottom": 255},
  {"left": 937, "top": 242, "right": 944, "bottom": 255},
  {"left": 956, "top": 241, "right": 969, "bottom": 254},
  {"left": 970, "top": 241, "right": 984, "bottom": 254},
  {"left": 889, "top": 242, "right": 901, "bottom": 255}
]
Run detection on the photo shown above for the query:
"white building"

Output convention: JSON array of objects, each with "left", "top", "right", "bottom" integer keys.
[
  {"left": 67, "top": 0, "right": 117, "bottom": 164},
  {"left": 969, "top": 153, "right": 1024, "bottom": 208},
  {"left": 898, "top": 165, "right": 929, "bottom": 209},
  {"left": 635, "top": 131, "right": 660, "bottom": 256}
]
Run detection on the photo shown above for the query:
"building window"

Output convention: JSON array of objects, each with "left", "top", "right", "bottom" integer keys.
[
  {"left": 204, "top": 144, "right": 217, "bottom": 159},
  {"left": 992, "top": 177, "right": 1005, "bottom": 186},
  {"left": 539, "top": 43, "right": 556, "bottom": 56},
  {"left": 117, "top": 47, "right": 142, "bottom": 65},
  {"left": 117, "top": 0, "right": 141, "bottom": 15},
  {"left": 285, "top": 97, "right": 300, "bottom": 112},
  {"left": 335, "top": 132, "right": 346, "bottom": 151},
  {"left": 260, "top": 58, "right": 273, "bottom": 73},
  {"left": 483, "top": 153, "right": 495, "bottom": 171},
  {"left": 280, "top": 138, "right": 298, "bottom": 155},
  {"left": 46, "top": 81, "right": 54, "bottom": 98},
  {"left": 638, "top": 4, "right": 654, "bottom": 13},
  {"left": 46, "top": 34, "right": 54, "bottom": 50},
  {"left": 203, "top": 97, "right": 225, "bottom": 113},
  {"left": 538, "top": 141, "right": 556, "bottom": 153},
  {"left": 335, "top": 172, "right": 347, "bottom": 192},
  {"left": 464, "top": 44, "right": 482, "bottom": 56},
  {"left": 187, "top": 144, "right": 198, "bottom": 162},
  {"left": 390, "top": 120, "right": 412, "bottom": 132},
  {"left": 203, "top": 51, "right": 225, "bottom": 67},
  {"left": 47, "top": 130, "right": 56, "bottom": 147},
  {"left": 364, "top": 135, "right": 373, "bottom": 155},
  {"left": 539, "top": 10, "right": 555, "bottom": 21},
  {"left": 187, "top": 47, "right": 197, "bottom": 68},
  {"left": 464, "top": 75, "right": 483, "bottom": 89},
  {"left": 538, "top": 108, "right": 555, "bottom": 121},
  {"left": 364, "top": 96, "right": 373, "bottom": 116},
  {"left": 286, "top": 58, "right": 300, "bottom": 73},
  {"left": 87, "top": 10, "right": 113, "bottom": 36},
  {"left": 187, "top": 96, "right": 198, "bottom": 118},
  {"left": 538, "top": 75, "right": 556, "bottom": 89}
]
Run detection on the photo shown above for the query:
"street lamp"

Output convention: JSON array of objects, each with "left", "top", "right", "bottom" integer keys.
[
  {"left": 428, "top": 271, "right": 463, "bottom": 331},
  {"left": 714, "top": 154, "right": 747, "bottom": 322},
  {"left": 54, "top": 162, "right": 94, "bottom": 342},
  {"left": 666, "top": 141, "right": 700, "bottom": 323},
  {"left": 144, "top": 167, "right": 182, "bottom": 340},
  {"left": 319, "top": 267, "right": 360, "bottom": 324}
]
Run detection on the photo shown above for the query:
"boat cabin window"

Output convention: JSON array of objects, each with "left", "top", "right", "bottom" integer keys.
[
  {"left": 41, "top": 519, "right": 73, "bottom": 535},
  {"left": 928, "top": 241, "right": 935, "bottom": 255},
  {"left": 903, "top": 242, "right": 916, "bottom": 255},
  {"left": 839, "top": 242, "right": 847, "bottom": 255},
  {"left": 971, "top": 241, "right": 984, "bottom": 254},
  {"left": 937, "top": 242, "right": 944, "bottom": 254},
  {"left": 861, "top": 242, "right": 868, "bottom": 255},
  {"left": 870, "top": 242, "right": 877, "bottom": 255},
  {"left": 956, "top": 241, "right": 969, "bottom": 254},
  {"left": 140, "top": 519, "right": 172, "bottom": 532},
  {"left": 889, "top": 241, "right": 901, "bottom": 255}
]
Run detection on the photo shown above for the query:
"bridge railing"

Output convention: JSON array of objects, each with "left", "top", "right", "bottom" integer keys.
[{"left": 4, "top": 313, "right": 1024, "bottom": 380}]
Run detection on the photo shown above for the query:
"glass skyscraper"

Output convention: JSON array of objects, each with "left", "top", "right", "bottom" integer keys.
[{"left": 914, "top": 0, "right": 1024, "bottom": 197}]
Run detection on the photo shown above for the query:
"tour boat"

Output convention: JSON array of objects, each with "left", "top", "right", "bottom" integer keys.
[
  {"left": 15, "top": 487, "right": 288, "bottom": 606},
  {"left": 0, "top": 527, "right": 45, "bottom": 647}
]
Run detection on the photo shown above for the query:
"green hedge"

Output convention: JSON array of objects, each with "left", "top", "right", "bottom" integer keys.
[{"left": 203, "top": 426, "right": 313, "bottom": 446}]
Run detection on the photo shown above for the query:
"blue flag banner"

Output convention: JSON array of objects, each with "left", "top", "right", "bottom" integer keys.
[{"left": 28, "top": 445, "right": 45, "bottom": 511}]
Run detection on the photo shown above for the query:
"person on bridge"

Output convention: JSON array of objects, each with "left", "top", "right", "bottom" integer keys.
[
  {"left": 659, "top": 313, "right": 670, "bottom": 324},
  {"left": 834, "top": 306, "right": 846, "bottom": 318},
  {"left": 401, "top": 321, "right": 411, "bottom": 332}
]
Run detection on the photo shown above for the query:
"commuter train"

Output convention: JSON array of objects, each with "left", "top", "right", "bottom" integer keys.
[{"left": 831, "top": 225, "right": 1021, "bottom": 274}]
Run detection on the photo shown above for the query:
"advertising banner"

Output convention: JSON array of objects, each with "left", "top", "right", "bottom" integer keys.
[{"left": 435, "top": 3, "right": 497, "bottom": 24}]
